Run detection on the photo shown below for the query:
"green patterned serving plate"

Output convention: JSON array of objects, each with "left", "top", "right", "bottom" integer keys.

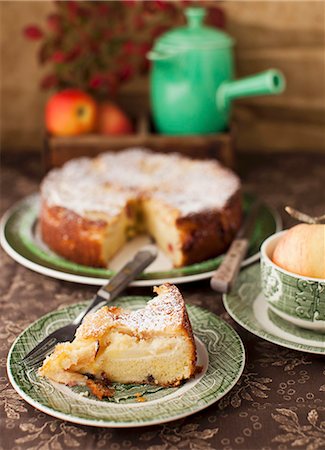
[
  {"left": 7, "top": 297, "right": 245, "bottom": 427},
  {"left": 223, "top": 264, "right": 325, "bottom": 355},
  {"left": 0, "top": 193, "right": 281, "bottom": 286}
]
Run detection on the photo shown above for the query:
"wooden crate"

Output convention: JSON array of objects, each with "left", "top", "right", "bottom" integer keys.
[{"left": 43, "top": 117, "right": 236, "bottom": 172}]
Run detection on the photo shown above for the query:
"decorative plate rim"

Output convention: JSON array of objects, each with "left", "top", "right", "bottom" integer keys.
[
  {"left": 0, "top": 193, "right": 282, "bottom": 286},
  {"left": 223, "top": 265, "right": 325, "bottom": 355},
  {"left": 7, "top": 299, "right": 246, "bottom": 427}
]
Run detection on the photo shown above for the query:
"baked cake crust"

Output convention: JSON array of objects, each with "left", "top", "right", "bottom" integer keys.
[{"left": 40, "top": 149, "right": 242, "bottom": 267}]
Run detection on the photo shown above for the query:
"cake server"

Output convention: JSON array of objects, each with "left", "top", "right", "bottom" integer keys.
[
  {"left": 210, "top": 201, "right": 261, "bottom": 294},
  {"left": 22, "top": 246, "right": 157, "bottom": 367}
]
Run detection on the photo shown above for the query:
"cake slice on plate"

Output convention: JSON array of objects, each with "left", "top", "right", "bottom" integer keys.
[{"left": 39, "top": 284, "right": 197, "bottom": 388}]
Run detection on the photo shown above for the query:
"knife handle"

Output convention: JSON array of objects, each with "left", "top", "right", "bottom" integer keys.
[
  {"left": 73, "top": 245, "right": 157, "bottom": 324},
  {"left": 210, "top": 239, "right": 249, "bottom": 294}
]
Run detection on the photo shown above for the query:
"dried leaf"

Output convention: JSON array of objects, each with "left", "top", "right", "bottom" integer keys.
[
  {"left": 15, "top": 404, "right": 27, "bottom": 412},
  {"left": 301, "top": 426, "right": 312, "bottom": 431},
  {"left": 272, "top": 414, "right": 296, "bottom": 427},
  {"left": 273, "top": 433, "right": 297, "bottom": 443},
  {"left": 307, "top": 442, "right": 321, "bottom": 450},
  {"left": 5, "top": 405, "right": 19, "bottom": 420},
  {"left": 140, "top": 431, "right": 157, "bottom": 441},
  {"left": 250, "top": 381, "right": 270, "bottom": 391},
  {"left": 190, "top": 438, "right": 213, "bottom": 447},
  {"left": 307, "top": 410, "right": 318, "bottom": 426},
  {"left": 307, "top": 431, "right": 325, "bottom": 438},
  {"left": 181, "top": 424, "right": 199, "bottom": 433},
  {"left": 39, "top": 443, "right": 50, "bottom": 450},
  {"left": 63, "top": 435, "right": 79, "bottom": 448},
  {"left": 292, "top": 437, "right": 311, "bottom": 447},
  {"left": 279, "top": 425, "right": 299, "bottom": 434},
  {"left": 241, "top": 391, "right": 254, "bottom": 401},
  {"left": 284, "top": 363, "right": 297, "bottom": 371},
  {"left": 68, "top": 426, "right": 86, "bottom": 437},
  {"left": 276, "top": 408, "right": 299, "bottom": 424},
  {"left": 49, "top": 422, "right": 57, "bottom": 432},
  {"left": 179, "top": 441, "right": 192, "bottom": 448},
  {"left": 165, "top": 435, "right": 180, "bottom": 443},
  {"left": 19, "top": 423, "right": 38, "bottom": 432},
  {"left": 195, "top": 429, "right": 218, "bottom": 439},
  {"left": 250, "top": 387, "right": 268, "bottom": 398},
  {"left": 256, "top": 377, "right": 272, "bottom": 383},
  {"left": 40, "top": 434, "right": 51, "bottom": 440},
  {"left": 51, "top": 439, "right": 63, "bottom": 450},
  {"left": 315, "top": 442, "right": 325, "bottom": 450},
  {"left": 15, "top": 434, "right": 38, "bottom": 444}
]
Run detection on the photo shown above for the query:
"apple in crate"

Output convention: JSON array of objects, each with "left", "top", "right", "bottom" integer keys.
[
  {"left": 97, "top": 102, "right": 133, "bottom": 135},
  {"left": 46, "top": 89, "right": 97, "bottom": 136},
  {"left": 273, "top": 224, "right": 325, "bottom": 278}
]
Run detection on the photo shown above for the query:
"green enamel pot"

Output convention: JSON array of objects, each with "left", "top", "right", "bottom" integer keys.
[
  {"left": 261, "top": 232, "right": 325, "bottom": 332},
  {"left": 148, "top": 7, "right": 286, "bottom": 135}
]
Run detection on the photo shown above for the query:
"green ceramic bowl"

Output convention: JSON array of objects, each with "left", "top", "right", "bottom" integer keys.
[{"left": 260, "top": 231, "right": 325, "bottom": 332}]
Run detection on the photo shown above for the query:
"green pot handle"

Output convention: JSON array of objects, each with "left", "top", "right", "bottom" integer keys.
[{"left": 217, "top": 69, "right": 286, "bottom": 109}]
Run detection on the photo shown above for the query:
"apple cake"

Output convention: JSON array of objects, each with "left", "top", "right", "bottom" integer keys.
[
  {"left": 40, "top": 148, "right": 242, "bottom": 267},
  {"left": 38, "top": 283, "right": 197, "bottom": 388}
]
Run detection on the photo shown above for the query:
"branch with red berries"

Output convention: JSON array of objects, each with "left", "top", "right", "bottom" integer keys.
[{"left": 23, "top": 0, "right": 225, "bottom": 99}]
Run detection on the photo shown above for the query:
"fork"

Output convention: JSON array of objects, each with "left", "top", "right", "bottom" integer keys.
[{"left": 22, "top": 245, "right": 157, "bottom": 367}]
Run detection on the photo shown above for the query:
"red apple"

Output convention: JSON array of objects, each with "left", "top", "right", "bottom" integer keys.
[
  {"left": 46, "top": 89, "right": 97, "bottom": 136},
  {"left": 97, "top": 102, "right": 133, "bottom": 135}
]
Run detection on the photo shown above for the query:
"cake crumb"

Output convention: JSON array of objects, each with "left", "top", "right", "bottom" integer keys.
[
  {"left": 135, "top": 392, "right": 147, "bottom": 402},
  {"left": 86, "top": 379, "right": 115, "bottom": 400}
]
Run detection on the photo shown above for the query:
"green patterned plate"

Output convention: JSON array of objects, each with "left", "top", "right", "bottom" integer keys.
[
  {"left": 223, "top": 264, "right": 325, "bottom": 355},
  {"left": 0, "top": 193, "right": 281, "bottom": 286},
  {"left": 7, "top": 297, "right": 245, "bottom": 427}
]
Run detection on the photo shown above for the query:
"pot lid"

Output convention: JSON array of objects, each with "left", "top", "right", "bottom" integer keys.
[{"left": 153, "top": 7, "right": 233, "bottom": 51}]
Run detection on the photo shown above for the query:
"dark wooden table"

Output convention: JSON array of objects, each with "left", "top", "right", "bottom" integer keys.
[{"left": 1, "top": 151, "right": 324, "bottom": 450}]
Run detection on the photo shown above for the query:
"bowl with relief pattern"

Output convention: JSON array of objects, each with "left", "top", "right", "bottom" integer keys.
[{"left": 260, "top": 231, "right": 325, "bottom": 332}]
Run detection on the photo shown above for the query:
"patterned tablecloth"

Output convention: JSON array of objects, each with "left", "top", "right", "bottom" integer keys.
[{"left": 1, "top": 151, "right": 324, "bottom": 450}]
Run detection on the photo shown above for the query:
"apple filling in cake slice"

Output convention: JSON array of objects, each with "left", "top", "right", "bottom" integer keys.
[
  {"left": 39, "top": 284, "right": 197, "bottom": 388},
  {"left": 141, "top": 197, "right": 184, "bottom": 267}
]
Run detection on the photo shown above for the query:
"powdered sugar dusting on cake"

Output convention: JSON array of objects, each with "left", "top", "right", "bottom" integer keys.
[
  {"left": 77, "top": 284, "right": 187, "bottom": 339},
  {"left": 41, "top": 148, "right": 240, "bottom": 218},
  {"left": 118, "top": 283, "right": 185, "bottom": 333},
  {"left": 41, "top": 157, "right": 133, "bottom": 217}
]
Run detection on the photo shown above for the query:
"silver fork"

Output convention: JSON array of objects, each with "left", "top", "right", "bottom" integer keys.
[{"left": 22, "top": 246, "right": 157, "bottom": 367}]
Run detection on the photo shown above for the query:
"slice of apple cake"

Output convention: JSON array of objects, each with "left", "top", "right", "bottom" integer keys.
[{"left": 39, "top": 284, "right": 197, "bottom": 388}]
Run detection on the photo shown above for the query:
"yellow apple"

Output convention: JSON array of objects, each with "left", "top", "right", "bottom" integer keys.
[{"left": 272, "top": 224, "right": 325, "bottom": 278}]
